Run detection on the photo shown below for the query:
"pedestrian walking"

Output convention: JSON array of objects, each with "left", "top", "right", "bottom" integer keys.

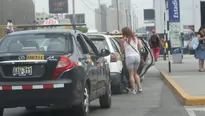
[
  {"left": 6, "top": 20, "right": 14, "bottom": 34},
  {"left": 195, "top": 25, "right": 205, "bottom": 72},
  {"left": 149, "top": 29, "right": 164, "bottom": 61},
  {"left": 119, "top": 27, "right": 142, "bottom": 94}
]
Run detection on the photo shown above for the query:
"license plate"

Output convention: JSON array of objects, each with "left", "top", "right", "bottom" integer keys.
[
  {"left": 26, "top": 54, "right": 44, "bottom": 60},
  {"left": 12, "top": 66, "right": 32, "bottom": 76}
]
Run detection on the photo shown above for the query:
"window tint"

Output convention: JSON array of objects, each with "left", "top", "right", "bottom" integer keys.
[
  {"left": 109, "top": 38, "right": 118, "bottom": 52},
  {"left": 0, "top": 33, "right": 68, "bottom": 53},
  {"left": 76, "top": 34, "right": 87, "bottom": 54},
  {"left": 81, "top": 34, "right": 96, "bottom": 55}
]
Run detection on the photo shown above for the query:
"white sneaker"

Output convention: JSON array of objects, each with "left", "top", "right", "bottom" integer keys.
[
  {"left": 138, "top": 88, "right": 142, "bottom": 93},
  {"left": 131, "top": 90, "right": 136, "bottom": 94}
]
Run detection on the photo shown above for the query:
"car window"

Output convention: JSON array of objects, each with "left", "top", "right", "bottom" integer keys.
[
  {"left": 111, "top": 38, "right": 120, "bottom": 53},
  {"left": 88, "top": 35, "right": 109, "bottom": 53},
  {"left": 109, "top": 38, "right": 118, "bottom": 52},
  {"left": 76, "top": 34, "right": 87, "bottom": 54},
  {"left": 81, "top": 34, "right": 98, "bottom": 56},
  {"left": 0, "top": 33, "right": 69, "bottom": 53}
]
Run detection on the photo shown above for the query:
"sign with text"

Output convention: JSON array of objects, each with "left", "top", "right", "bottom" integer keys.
[
  {"left": 49, "top": 0, "right": 68, "bottom": 14},
  {"left": 168, "top": 0, "right": 180, "bottom": 22},
  {"left": 43, "top": 19, "right": 59, "bottom": 25}
]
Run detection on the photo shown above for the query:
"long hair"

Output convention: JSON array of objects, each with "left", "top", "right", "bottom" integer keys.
[
  {"left": 122, "top": 27, "right": 135, "bottom": 44},
  {"left": 198, "top": 25, "right": 205, "bottom": 33}
]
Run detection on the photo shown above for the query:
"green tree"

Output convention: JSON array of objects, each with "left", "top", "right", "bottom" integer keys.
[{"left": 76, "top": 26, "right": 88, "bottom": 33}]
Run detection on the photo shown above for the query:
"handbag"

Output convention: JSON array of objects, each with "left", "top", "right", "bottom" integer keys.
[{"left": 188, "top": 37, "right": 199, "bottom": 50}]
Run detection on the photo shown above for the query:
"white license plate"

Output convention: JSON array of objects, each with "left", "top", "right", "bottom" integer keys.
[{"left": 12, "top": 66, "right": 32, "bottom": 76}]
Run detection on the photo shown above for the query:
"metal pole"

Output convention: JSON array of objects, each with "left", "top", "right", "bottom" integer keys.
[
  {"left": 163, "top": 12, "right": 167, "bottom": 61},
  {"left": 166, "top": 10, "right": 171, "bottom": 73},
  {"left": 126, "top": 9, "right": 128, "bottom": 26},
  {"left": 116, "top": 0, "right": 120, "bottom": 31},
  {"left": 72, "top": 0, "right": 76, "bottom": 29}
]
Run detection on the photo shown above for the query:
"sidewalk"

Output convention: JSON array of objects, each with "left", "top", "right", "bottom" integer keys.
[{"left": 156, "top": 55, "right": 205, "bottom": 106}]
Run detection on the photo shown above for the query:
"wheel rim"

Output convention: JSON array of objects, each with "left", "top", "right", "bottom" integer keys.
[
  {"left": 84, "top": 87, "right": 89, "bottom": 113},
  {"left": 108, "top": 83, "right": 111, "bottom": 98}
]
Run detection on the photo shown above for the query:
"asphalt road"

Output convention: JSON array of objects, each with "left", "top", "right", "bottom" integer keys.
[{"left": 2, "top": 66, "right": 190, "bottom": 116}]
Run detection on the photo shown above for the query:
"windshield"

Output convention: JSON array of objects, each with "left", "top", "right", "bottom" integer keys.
[
  {"left": 90, "top": 38, "right": 109, "bottom": 52},
  {"left": 0, "top": 33, "right": 69, "bottom": 53}
]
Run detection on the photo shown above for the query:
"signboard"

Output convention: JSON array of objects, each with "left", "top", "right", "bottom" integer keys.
[
  {"left": 168, "top": 0, "right": 182, "bottom": 63},
  {"left": 143, "top": 9, "right": 155, "bottom": 23},
  {"left": 43, "top": 19, "right": 59, "bottom": 25},
  {"left": 49, "top": 0, "right": 68, "bottom": 14},
  {"left": 169, "top": 22, "right": 181, "bottom": 47},
  {"left": 65, "top": 14, "right": 85, "bottom": 24},
  {"left": 168, "top": 0, "right": 180, "bottom": 22}
]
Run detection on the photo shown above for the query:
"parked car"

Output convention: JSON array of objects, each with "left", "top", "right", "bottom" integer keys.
[
  {"left": 0, "top": 29, "right": 111, "bottom": 116},
  {"left": 86, "top": 34, "right": 123, "bottom": 94}
]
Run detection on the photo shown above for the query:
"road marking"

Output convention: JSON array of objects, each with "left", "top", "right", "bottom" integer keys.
[
  {"left": 185, "top": 106, "right": 205, "bottom": 116},
  {"left": 185, "top": 107, "right": 197, "bottom": 116}
]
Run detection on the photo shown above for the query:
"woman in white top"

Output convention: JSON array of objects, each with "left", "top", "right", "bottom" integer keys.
[
  {"left": 6, "top": 20, "right": 14, "bottom": 34},
  {"left": 120, "top": 27, "right": 142, "bottom": 94}
]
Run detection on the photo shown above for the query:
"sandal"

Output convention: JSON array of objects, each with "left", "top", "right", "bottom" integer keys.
[{"left": 199, "top": 69, "right": 205, "bottom": 72}]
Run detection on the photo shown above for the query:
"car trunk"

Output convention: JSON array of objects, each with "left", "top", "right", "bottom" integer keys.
[{"left": 0, "top": 53, "right": 63, "bottom": 82}]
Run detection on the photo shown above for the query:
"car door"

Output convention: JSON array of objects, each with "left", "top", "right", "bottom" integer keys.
[
  {"left": 76, "top": 34, "right": 98, "bottom": 99},
  {"left": 81, "top": 34, "right": 107, "bottom": 95},
  {"left": 138, "top": 38, "right": 155, "bottom": 77}
]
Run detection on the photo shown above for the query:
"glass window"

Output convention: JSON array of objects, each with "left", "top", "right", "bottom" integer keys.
[
  {"left": 0, "top": 33, "right": 69, "bottom": 53},
  {"left": 81, "top": 35, "right": 95, "bottom": 55},
  {"left": 76, "top": 34, "right": 87, "bottom": 54},
  {"left": 109, "top": 38, "right": 118, "bottom": 52}
]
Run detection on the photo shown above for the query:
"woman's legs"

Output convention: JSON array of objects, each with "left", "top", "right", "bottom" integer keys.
[
  {"left": 199, "top": 60, "right": 204, "bottom": 71},
  {"left": 128, "top": 69, "right": 135, "bottom": 91}
]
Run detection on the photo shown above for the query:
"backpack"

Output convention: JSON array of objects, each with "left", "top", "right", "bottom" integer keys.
[{"left": 149, "top": 35, "right": 160, "bottom": 47}]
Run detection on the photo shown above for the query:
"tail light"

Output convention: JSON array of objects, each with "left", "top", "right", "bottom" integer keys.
[
  {"left": 52, "top": 56, "right": 74, "bottom": 79},
  {"left": 110, "top": 53, "right": 118, "bottom": 62}
]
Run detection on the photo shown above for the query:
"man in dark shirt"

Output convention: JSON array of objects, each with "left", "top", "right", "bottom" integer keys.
[{"left": 149, "top": 29, "right": 162, "bottom": 61}]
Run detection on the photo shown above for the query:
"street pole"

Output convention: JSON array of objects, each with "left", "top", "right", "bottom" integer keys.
[
  {"left": 126, "top": 9, "right": 128, "bottom": 27},
  {"left": 98, "top": 0, "right": 102, "bottom": 31},
  {"left": 116, "top": 0, "right": 120, "bottom": 31},
  {"left": 72, "top": 0, "right": 76, "bottom": 29},
  {"left": 163, "top": 11, "right": 167, "bottom": 61},
  {"left": 165, "top": 0, "right": 171, "bottom": 73}
]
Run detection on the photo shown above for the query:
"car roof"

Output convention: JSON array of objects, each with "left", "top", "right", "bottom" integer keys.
[
  {"left": 7, "top": 29, "right": 81, "bottom": 36},
  {"left": 86, "top": 33, "right": 112, "bottom": 38}
]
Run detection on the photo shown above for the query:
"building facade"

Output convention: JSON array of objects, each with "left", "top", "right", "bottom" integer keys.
[
  {"left": 0, "top": 0, "right": 35, "bottom": 25},
  {"left": 95, "top": 0, "right": 131, "bottom": 32},
  {"left": 154, "top": 0, "right": 201, "bottom": 33}
]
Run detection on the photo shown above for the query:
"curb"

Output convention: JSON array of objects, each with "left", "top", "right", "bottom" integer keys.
[{"left": 161, "top": 71, "right": 205, "bottom": 106}]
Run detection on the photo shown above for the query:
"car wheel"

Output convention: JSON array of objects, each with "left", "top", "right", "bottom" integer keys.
[
  {"left": 0, "top": 109, "right": 3, "bottom": 116},
  {"left": 112, "top": 75, "right": 124, "bottom": 94},
  {"left": 25, "top": 106, "right": 36, "bottom": 111},
  {"left": 99, "top": 82, "right": 111, "bottom": 108},
  {"left": 74, "top": 84, "right": 90, "bottom": 116}
]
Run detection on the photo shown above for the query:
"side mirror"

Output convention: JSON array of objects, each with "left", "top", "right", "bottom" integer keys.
[{"left": 100, "top": 49, "right": 110, "bottom": 57}]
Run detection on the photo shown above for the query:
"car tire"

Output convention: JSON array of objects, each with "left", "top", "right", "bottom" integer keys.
[
  {"left": 0, "top": 109, "right": 3, "bottom": 116},
  {"left": 25, "top": 106, "right": 36, "bottom": 111},
  {"left": 73, "top": 84, "right": 90, "bottom": 116},
  {"left": 112, "top": 76, "right": 124, "bottom": 94},
  {"left": 99, "top": 82, "right": 111, "bottom": 108}
]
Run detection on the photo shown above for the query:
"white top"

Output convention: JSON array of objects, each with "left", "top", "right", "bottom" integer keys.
[
  {"left": 7, "top": 22, "right": 14, "bottom": 32},
  {"left": 123, "top": 37, "right": 140, "bottom": 57}
]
